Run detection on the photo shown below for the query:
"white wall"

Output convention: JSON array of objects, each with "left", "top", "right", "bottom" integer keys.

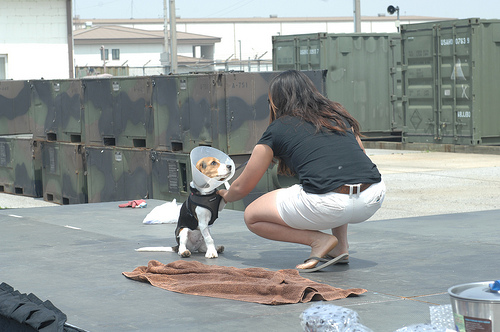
[
  {"left": 73, "top": 43, "right": 196, "bottom": 69},
  {"left": 177, "top": 44, "right": 194, "bottom": 57},
  {"left": 74, "top": 43, "right": 164, "bottom": 68},
  {"left": 0, "top": 0, "right": 71, "bottom": 80}
]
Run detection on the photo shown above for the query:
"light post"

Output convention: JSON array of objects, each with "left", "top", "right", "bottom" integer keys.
[{"left": 387, "top": 5, "right": 400, "bottom": 32}]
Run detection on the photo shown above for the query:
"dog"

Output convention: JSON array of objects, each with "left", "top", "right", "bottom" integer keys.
[{"left": 136, "top": 156, "right": 232, "bottom": 258}]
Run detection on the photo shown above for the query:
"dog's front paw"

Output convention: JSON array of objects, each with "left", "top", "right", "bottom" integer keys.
[
  {"left": 205, "top": 248, "right": 218, "bottom": 258},
  {"left": 179, "top": 249, "right": 191, "bottom": 258}
]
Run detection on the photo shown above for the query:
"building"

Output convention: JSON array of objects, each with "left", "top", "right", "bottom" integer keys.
[
  {"left": 0, "top": 0, "right": 73, "bottom": 80},
  {"left": 73, "top": 25, "right": 221, "bottom": 76}
]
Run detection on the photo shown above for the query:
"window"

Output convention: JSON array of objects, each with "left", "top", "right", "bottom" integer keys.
[
  {"left": 100, "top": 48, "right": 109, "bottom": 61},
  {"left": 112, "top": 49, "right": 120, "bottom": 60}
]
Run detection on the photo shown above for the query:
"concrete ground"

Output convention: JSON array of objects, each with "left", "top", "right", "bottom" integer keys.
[{"left": 1, "top": 148, "right": 499, "bottom": 331}]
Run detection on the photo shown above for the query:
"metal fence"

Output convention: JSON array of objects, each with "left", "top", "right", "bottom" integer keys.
[{"left": 75, "top": 60, "right": 273, "bottom": 78}]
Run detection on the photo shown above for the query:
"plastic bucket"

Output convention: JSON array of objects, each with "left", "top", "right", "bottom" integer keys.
[
  {"left": 448, "top": 281, "right": 500, "bottom": 332},
  {"left": 190, "top": 146, "right": 235, "bottom": 191}
]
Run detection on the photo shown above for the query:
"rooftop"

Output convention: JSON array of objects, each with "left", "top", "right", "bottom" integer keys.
[{"left": 74, "top": 25, "right": 221, "bottom": 45}]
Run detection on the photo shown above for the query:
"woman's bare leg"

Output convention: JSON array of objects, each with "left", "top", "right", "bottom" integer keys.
[
  {"left": 244, "top": 190, "right": 338, "bottom": 269},
  {"left": 328, "top": 224, "right": 349, "bottom": 258}
]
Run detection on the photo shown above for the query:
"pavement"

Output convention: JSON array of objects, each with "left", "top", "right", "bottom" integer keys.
[{"left": 1, "top": 148, "right": 500, "bottom": 331}]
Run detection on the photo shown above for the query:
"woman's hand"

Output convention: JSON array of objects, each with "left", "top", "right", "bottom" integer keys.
[{"left": 217, "top": 189, "right": 228, "bottom": 203}]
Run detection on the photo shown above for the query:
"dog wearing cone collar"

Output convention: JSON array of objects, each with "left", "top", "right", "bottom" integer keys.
[{"left": 136, "top": 156, "right": 231, "bottom": 258}]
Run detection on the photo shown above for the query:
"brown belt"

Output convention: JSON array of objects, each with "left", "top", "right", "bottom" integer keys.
[{"left": 333, "top": 183, "right": 372, "bottom": 195}]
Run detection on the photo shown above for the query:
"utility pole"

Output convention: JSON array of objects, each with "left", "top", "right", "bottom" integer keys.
[
  {"left": 100, "top": 45, "right": 106, "bottom": 73},
  {"left": 169, "top": 0, "right": 178, "bottom": 74},
  {"left": 161, "top": 0, "right": 169, "bottom": 73},
  {"left": 353, "top": 0, "right": 361, "bottom": 32},
  {"left": 66, "top": 0, "right": 74, "bottom": 78}
]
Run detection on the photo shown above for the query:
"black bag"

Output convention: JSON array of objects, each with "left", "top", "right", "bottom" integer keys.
[{"left": 0, "top": 282, "right": 67, "bottom": 332}]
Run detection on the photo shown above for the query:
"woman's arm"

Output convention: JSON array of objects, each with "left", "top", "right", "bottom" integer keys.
[
  {"left": 218, "top": 144, "right": 274, "bottom": 203},
  {"left": 355, "top": 134, "right": 366, "bottom": 154}
]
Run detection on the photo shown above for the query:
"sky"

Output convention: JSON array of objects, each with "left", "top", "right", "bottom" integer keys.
[{"left": 73, "top": 0, "right": 499, "bottom": 20}]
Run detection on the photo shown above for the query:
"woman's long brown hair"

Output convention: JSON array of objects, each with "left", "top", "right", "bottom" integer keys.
[{"left": 267, "top": 70, "right": 362, "bottom": 175}]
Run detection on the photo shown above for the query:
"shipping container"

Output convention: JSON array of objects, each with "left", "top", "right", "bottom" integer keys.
[
  {"left": 180, "top": 74, "right": 219, "bottom": 152},
  {"left": 151, "top": 150, "right": 191, "bottom": 202},
  {"left": 152, "top": 74, "right": 218, "bottom": 153},
  {"left": 273, "top": 33, "right": 403, "bottom": 139},
  {"left": 220, "top": 72, "right": 274, "bottom": 155},
  {"left": 40, "top": 141, "right": 87, "bottom": 204},
  {"left": 151, "top": 75, "right": 182, "bottom": 152},
  {"left": 85, "top": 146, "right": 152, "bottom": 203},
  {"left": 0, "top": 80, "right": 33, "bottom": 135},
  {"left": 0, "top": 135, "right": 42, "bottom": 197},
  {"left": 401, "top": 18, "right": 500, "bottom": 145},
  {"left": 30, "top": 79, "right": 84, "bottom": 142},
  {"left": 82, "top": 77, "right": 154, "bottom": 148}
]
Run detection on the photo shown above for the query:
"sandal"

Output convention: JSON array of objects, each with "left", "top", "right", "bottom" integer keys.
[
  {"left": 298, "top": 253, "right": 349, "bottom": 273},
  {"left": 322, "top": 254, "right": 349, "bottom": 264}
]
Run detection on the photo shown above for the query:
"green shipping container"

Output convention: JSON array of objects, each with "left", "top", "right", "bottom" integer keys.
[
  {"left": 85, "top": 146, "right": 152, "bottom": 203},
  {"left": 82, "top": 77, "right": 154, "bottom": 148},
  {"left": 40, "top": 141, "right": 87, "bottom": 204},
  {"left": 0, "top": 80, "right": 33, "bottom": 135},
  {"left": 272, "top": 33, "right": 403, "bottom": 138},
  {"left": 0, "top": 135, "right": 42, "bottom": 197},
  {"left": 401, "top": 18, "right": 500, "bottom": 145},
  {"left": 31, "top": 79, "right": 84, "bottom": 142},
  {"left": 151, "top": 150, "right": 191, "bottom": 202},
  {"left": 152, "top": 74, "right": 218, "bottom": 153},
  {"left": 221, "top": 71, "right": 277, "bottom": 155}
]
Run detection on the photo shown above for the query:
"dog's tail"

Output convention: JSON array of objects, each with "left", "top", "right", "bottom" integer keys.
[{"left": 135, "top": 245, "right": 178, "bottom": 252}]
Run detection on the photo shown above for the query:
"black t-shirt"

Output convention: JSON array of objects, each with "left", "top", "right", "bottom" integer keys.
[{"left": 257, "top": 116, "right": 381, "bottom": 194}]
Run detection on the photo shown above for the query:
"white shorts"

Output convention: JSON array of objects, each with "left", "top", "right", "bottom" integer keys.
[{"left": 276, "top": 180, "right": 386, "bottom": 230}]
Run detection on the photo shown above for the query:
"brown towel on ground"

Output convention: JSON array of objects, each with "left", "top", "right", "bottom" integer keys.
[{"left": 122, "top": 260, "right": 366, "bottom": 305}]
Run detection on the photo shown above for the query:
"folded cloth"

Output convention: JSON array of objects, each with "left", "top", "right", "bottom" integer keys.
[
  {"left": 119, "top": 199, "right": 147, "bottom": 208},
  {"left": 122, "top": 260, "right": 366, "bottom": 305}
]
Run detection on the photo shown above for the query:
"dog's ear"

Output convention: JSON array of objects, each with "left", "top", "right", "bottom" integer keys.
[{"left": 197, "top": 160, "right": 207, "bottom": 171}]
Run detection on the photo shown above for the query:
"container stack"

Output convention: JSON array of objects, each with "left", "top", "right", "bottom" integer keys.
[
  {"left": 272, "top": 19, "right": 500, "bottom": 145},
  {"left": 400, "top": 18, "right": 500, "bottom": 145},
  {"left": 0, "top": 71, "right": 324, "bottom": 209}
]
